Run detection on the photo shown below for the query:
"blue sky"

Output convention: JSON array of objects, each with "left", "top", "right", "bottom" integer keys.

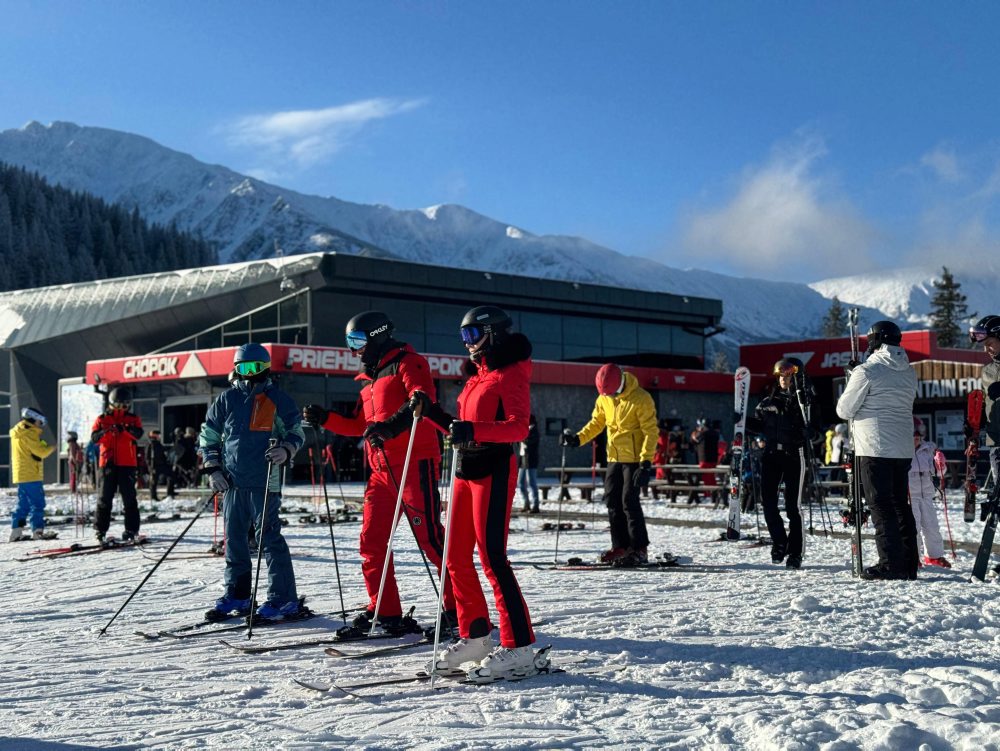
[{"left": 2, "top": 1, "right": 999, "bottom": 283}]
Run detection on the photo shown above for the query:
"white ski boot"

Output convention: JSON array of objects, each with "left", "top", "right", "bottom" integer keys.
[
  {"left": 426, "top": 635, "right": 494, "bottom": 674},
  {"left": 467, "top": 644, "right": 551, "bottom": 683}
]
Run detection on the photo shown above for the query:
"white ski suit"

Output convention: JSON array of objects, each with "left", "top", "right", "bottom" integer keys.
[{"left": 909, "top": 439, "right": 945, "bottom": 560}]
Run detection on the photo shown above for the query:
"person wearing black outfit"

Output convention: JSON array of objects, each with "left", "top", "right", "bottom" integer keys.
[
  {"left": 517, "top": 414, "right": 541, "bottom": 513},
  {"left": 745, "top": 358, "right": 822, "bottom": 569},
  {"left": 688, "top": 419, "right": 721, "bottom": 504},
  {"left": 145, "top": 430, "right": 175, "bottom": 501}
]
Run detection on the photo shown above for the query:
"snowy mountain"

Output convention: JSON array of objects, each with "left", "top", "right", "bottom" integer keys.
[
  {"left": 811, "top": 261, "right": 997, "bottom": 330},
  {"left": 3, "top": 120, "right": 987, "bottom": 347}
]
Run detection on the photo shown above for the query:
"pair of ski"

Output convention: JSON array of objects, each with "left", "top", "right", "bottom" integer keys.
[
  {"left": 135, "top": 602, "right": 332, "bottom": 640},
  {"left": 296, "top": 646, "right": 624, "bottom": 697},
  {"left": 16, "top": 536, "right": 149, "bottom": 562},
  {"left": 534, "top": 553, "right": 690, "bottom": 572}
]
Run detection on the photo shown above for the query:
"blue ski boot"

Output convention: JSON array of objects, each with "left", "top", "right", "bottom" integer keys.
[{"left": 205, "top": 595, "right": 252, "bottom": 622}]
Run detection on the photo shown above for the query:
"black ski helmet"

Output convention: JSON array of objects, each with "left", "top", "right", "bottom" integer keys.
[
  {"left": 865, "top": 321, "right": 902, "bottom": 354},
  {"left": 345, "top": 310, "right": 394, "bottom": 367},
  {"left": 460, "top": 305, "right": 512, "bottom": 350},
  {"left": 67, "top": 430, "right": 78, "bottom": 441},
  {"left": 772, "top": 357, "right": 804, "bottom": 377},
  {"left": 108, "top": 386, "right": 132, "bottom": 407},
  {"left": 970, "top": 315, "right": 1000, "bottom": 344}
]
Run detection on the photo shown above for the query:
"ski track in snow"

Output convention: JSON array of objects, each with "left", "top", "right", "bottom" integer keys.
[{"left": 1, "top": 485, "right": 998, "bottom": 750}]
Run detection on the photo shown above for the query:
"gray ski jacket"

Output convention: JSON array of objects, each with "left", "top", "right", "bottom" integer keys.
[
  {"left": 836, "top": 344, "right": 917, "bottom": 459},
  {"left": 981, "top": 360, "right": 1000, "bottom": 447}
]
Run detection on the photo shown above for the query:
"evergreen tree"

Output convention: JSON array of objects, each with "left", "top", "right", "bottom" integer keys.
[
  {"left": 710, "top": 348, "right": 731, "bottom": 373},
  {"left": 821, "top": 296, "right": 848, "bottom": 338},
  {"left": 929, "top": 266, "right": 972, "bottom": 348},
  {"left": 0, "top": 161, "right": 217, "bottom": 292}
]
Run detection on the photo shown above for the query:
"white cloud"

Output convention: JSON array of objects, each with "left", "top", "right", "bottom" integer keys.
[
  {"left": 919, "top": 145, "right": 963, "bottom": 183},
  {"left": 222, "top": 98, "right": 427, "bottom": 169},
  {"left": 677, "top": 134, "right": 878, "bottom": 281}
]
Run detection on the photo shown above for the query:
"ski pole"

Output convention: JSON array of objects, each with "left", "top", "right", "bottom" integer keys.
[
  {"left": 98, "top": 491, "right": 217, "bottom": 636},
  {"left": 247, "top": 438, "right": 279, "bottom": 641},
  {"left": 797, "top": 447, "right": 808, "bottom": 559},
  {"left": 310, "top": 445, "right": 347, "bottom": 625},
  {"left": 308, "top": 447, "right": 319, "bottom": 512},
  {"left": 553, "top": 445, "right": 568, "bottom": 564},
  {"left": 430, "top": 446, "right": 459, "bottom": 689},
  {"left": 380, "top": 446, "right": 440, "bottom": 600},
  {"left": 369, "top": 408, "right": 422, "bottom": 637},
  {"left": 935, "top": 454, "right": 957, "bottom": 559}
]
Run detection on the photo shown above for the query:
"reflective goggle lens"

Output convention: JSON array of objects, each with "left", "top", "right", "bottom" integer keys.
[
  {"left": 235, "top": 361, "right": 268, "bottom": 376},
  {"left": 970, "top": 327, "right": 990, "bottom": 343},
  {"left": 346, "top": 331, "right": 368, "bottom": 351},
  {"left": 460, "top": 325, "right": 484, "bottom": 345},
  {"left": 774, "top": 363, "right": 799, "bottom": 377}
]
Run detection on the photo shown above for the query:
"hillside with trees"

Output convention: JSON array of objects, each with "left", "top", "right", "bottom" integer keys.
[{"left": 0, "top": 161, "right": 216, "bottom": 292}]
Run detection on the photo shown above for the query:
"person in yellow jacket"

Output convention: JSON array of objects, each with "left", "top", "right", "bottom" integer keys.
[
  {"left": 9, "top": 407, "right": 56, "bottom": 541},
  {"left": 561, "top": 364, "right": 658, "bottom": 566}
]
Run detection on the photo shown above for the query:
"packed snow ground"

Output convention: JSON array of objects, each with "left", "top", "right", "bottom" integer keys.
[{"left": 1, "top": 483, "right": 999, "bottom": 751}]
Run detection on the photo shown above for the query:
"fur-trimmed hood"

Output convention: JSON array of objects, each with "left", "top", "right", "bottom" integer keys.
[{"left": 476, "top": 332, "right": 532, "bottom": 373}]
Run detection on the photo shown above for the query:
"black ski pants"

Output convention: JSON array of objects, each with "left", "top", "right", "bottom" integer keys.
[
  {"left": 760, "top": 450, "right": 805, "bottom": 558},
  {"left": 96, "top": 466, "right": 140, "bottom": 535},
  {"left": 858, "top": 456, "right": 918, "bottom": 577},
  {"left": 604, "top": 462, "right": 650, "bottom": 551},
  {"left": 149, "top": 464, "right": 176, "bottom": 500}
]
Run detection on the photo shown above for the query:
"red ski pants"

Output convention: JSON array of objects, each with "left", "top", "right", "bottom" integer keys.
[
  {"left": 446, "top": 454, "right": 534, "bottom": 648},
  {"left": 360, "top": 457, "right": 454, "bottom": 616}
]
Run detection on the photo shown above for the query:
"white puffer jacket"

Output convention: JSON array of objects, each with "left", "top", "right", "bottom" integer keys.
[
  {"left": 836, "top": 345, "right": 917, "bottom": 459},
  {"left": 908, "top": 439, "right": 938, "bottom": 501}
]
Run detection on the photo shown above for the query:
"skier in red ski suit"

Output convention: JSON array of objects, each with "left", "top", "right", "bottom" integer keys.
[
  {"left": 419, "top": 305, "right": 538, "bottom": 678},
  {"left": 303, "top": 311, "right": 454, "bottom": 631}
]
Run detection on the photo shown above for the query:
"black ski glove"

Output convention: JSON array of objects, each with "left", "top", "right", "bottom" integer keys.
[
  {"left": 408, "top": 390, "right": 432, "bottom": 417},
  {"left": 633, "top": 460, "right": 652, "bottom": 488},
  {"left": 450, "top": 421, "right": 475, "bottom": 445},
  {"left": 560, "top": 429, "right": 580, "bottom": 448},
  {"left": 363, "top": 422, "right": 394, "bottom": 449},
  {"left": 303, "top": 404, "right": 329, "bottom": 426}
]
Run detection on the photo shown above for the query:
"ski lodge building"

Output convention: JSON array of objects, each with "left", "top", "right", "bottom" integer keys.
[{"left": 0, "top": 252, "right": 732, "bottom": 486}]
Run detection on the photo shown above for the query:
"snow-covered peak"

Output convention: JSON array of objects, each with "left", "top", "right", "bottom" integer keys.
[{"left": 2, "top": 120, "right": 991, "bottom": 345}]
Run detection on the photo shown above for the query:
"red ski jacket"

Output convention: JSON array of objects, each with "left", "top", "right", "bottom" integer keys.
[
  {"left": 457, "top": 334, "right": 532, "bottom": 444},
  {"left": 91, "top": 409, "right": 143, "bottom": 468},
  {"left": 324, "top": 343, "right": 441, "bottom": 468}
]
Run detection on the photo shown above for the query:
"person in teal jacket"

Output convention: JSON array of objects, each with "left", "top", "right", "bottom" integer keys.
[{"left": 199, "top": 343, "right": 305, "bottom": 621}]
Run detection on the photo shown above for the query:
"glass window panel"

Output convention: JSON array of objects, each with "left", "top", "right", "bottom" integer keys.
[
  {"left": 602, "top": 320, "right": 637, "bottom": 352},
  {"left": 563, "top": 317, "right": 600, "bottom": 345},
  {"left": 279, "top": 295, "right": 309, "bottom": 327},
  {"left": 638, "top": 323, "right": 668, "bottom": 354},
  {"left": 530, "top": 341, "right": 561, "bottom": 361},
  {"left": 279, "top": 326, "right": 308, "bottom": 344},
  {"left": 673, "top": 327, "right": 704, "bottom": 356},
  {"left": 251, "top": 328, "right": 278, "bottom": 343},
  {"left": 252, "top": 303, "right": 279, "bottom": 329},
  {"left": 520, "top": 312, "right": 562, "bottom": 343}
]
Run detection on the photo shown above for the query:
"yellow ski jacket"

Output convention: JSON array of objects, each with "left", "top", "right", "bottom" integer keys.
[
  {"left": 10, "top": 419, "right": 55, "bottom": 483},
  {"left": 576, "top": 372, "right": 658, "bottom": 463}
]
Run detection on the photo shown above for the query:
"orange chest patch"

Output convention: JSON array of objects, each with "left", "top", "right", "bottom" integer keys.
[{"left": 249, "top": 394, "right": 276, "bottom": 432}]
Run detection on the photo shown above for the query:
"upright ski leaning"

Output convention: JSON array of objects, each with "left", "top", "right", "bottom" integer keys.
[
  {"left": 727, "top": 367, "right": 751, "bottom": 541},
  {"left": 964, "top": 390, "right": 984, "bottom": 523}
]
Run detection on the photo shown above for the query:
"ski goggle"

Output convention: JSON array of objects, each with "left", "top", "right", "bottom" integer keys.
[
  {"left": 773, "top": 361, "right": 799, "bottom": 377},
  {"left": 969, "top": 326, "right": 995, "bottom": 343},
  {"left": 346, "top": 331, "right": 369, "bottom": 351},
  {"left": 234, "top": 360, "right": 269, "bottom": 377},
  {"left": 460, "top": 325, "right": 485, "bottom": 345}
]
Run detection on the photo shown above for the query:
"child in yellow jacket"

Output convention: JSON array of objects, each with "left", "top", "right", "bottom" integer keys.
[{"left": 9, "top": 407, "right": 56, "bottom": 541}]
